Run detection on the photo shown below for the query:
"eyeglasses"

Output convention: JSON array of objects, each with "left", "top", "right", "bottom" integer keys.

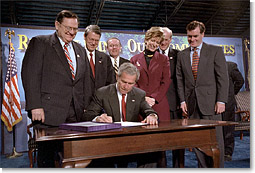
[{"left": 60, "top": 23, "right": 78, "bottom": 33}]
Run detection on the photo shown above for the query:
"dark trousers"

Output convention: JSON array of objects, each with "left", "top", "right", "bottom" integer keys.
[
  {"left": 170, "top": 109, "right": 185, "bottom": 168},
  {"left": 190, "top": 106, "right": 225, "bottom": 168},
  {"left": 222, "top": 110, "right": 235, "bottom": 156},
  {"left": 37, "top": 99, "right": 77, "bottom": 168},
  {"left": 87, "top": 152, "right": 160, "bottom": 168}
]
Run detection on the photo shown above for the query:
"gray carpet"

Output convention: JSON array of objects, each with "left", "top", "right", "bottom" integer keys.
[{"left": 0, "top": 131, "right": 250, "bottom": 168}]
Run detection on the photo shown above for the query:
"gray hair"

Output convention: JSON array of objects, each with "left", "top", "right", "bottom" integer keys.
[
  {"left": 118, "top": 63, "right": 140, "bottom": 82},
  {"left": 161, "top": 27, "right": 173, "bottom": 37},
  {"left": 84, "top": 25, "right": 101, "bottom": 37}
]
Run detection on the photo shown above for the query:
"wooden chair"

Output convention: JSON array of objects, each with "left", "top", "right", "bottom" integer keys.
[
  {"left": 234, "top": 91, "right": 250, "bottom": 140},
  {"left": 27, "top": 123, "right": 38, "bottom": 168}
]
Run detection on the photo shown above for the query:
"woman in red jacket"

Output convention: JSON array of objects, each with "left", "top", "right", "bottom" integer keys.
[{"left": 130, "top": 27, "right": 171, "bottom": 121}]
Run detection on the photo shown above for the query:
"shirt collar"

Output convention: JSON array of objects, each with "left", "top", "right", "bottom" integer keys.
[{"left": 191, "top": 42, "right": 203, "bottom": 51}]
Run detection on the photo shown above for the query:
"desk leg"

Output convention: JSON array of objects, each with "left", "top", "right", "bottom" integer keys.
[
  {"left": 211, "top": 146, "right": 220, "bottom": 168},
  {"left": 62, "top": 160, "right": 92, "bottom": 168},
  {"left": 199, "top": 146, "right": 220, "bottom": 168}
]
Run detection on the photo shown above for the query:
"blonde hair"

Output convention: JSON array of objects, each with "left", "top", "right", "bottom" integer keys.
[{"left": 144, "top": 27, "right": 164, "bottom": 43}]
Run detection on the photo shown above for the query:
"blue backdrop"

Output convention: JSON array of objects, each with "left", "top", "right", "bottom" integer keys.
[{"left": 1, "top": 26, "right": 246, "bottom": 154}]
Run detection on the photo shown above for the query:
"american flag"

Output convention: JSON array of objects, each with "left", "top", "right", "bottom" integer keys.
[{"left": 1, "top": 43, "right": 22, "bottom": 132}]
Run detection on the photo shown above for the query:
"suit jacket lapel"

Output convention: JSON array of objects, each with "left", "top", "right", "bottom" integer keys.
[
  {"left": 95, "top": 50, "right": 103, "bottom": 80},
  {"left": 197, "top": 43, "right": 208, "bottom": 82},
  {"left": 138, "top": 53, "right": 149, "bottom": 74},
  {"left": 72, "top": 42, "right": 82, "bottom": 82},
  {"left": 126, "top": 89, "right": 136, "bottom": 121},
  {"left": 52, "top": 32, "right": 73, "bottom": 80},
  {"left": 108, "top": 85, "right": 121, "bottom": 122},
  {"left": 183, "top": 48, "right": 195, "bottom": 82}
]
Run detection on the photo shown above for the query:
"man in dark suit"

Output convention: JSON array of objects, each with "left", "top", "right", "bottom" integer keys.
[
  {"left": 107, "top": 37, "right": 129, "bottom": 76},
  {"left": 83, "top": 62, "right": 159, "bottom": 167},
  {"left": 224, "top": 61, "right": 244, "bottom": 161},
  {"left": 159, "top": 27, "right": 181, "bottom": 120},
  {"left": 83, "top": 25, "right": 115, "bottom": 95},
  {"left": 159, "top": 27, "right": 183, "bottom": 168},
  {"left": 21, "top": 10, "right": 92, "bottom": 167},
  {"left": 176, "top": 20, "right": 229, "bottom": 168}
]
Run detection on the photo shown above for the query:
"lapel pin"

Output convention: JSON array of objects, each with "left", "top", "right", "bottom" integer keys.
[
  {"left": 77, "top": 54, "right": 80, "bottom": 58},
  {"left": 136, "top": 61, "right": 140, "bottom": 66},
  {"left": 99, "top": 60, "right": 102, "bottom": 64},
  {"left": 170, "top": 56, "right": 173, "bottom": 59},
  {"left": 132, "top": 100, "right": 135, "bottom": 102}
]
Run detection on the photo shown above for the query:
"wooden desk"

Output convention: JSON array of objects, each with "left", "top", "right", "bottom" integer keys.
[{"left": 35, "top": 119, "right": 236, "bottom": 168}]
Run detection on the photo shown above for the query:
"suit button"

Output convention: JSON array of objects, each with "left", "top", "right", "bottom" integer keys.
[{"left": 47, "top": 96, "right": 51, "bottom": 100}]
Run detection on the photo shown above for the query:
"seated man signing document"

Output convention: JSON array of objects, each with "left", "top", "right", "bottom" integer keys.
[
  {"left": 83, "top": 62, "right": 160, "bottom": 168},
  {"left": 82, "top": 62, "right": 158, "bottom": 125}
]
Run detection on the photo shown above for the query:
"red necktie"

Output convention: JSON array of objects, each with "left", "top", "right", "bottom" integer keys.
[
  {"left": 122, "top": 94, "right": 126, "bottom": 121},
  {"left": 89, "top": 52, "right": 95, "bottom": 78},
  {"left": 64, "top": 43, "right": 75, "bottom": 80},
  {"left": 192, "top": 47, "right": 199, "bottom": 80}
]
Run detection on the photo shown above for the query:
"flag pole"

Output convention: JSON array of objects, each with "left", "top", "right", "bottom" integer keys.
[{"left": 4, "top": 29, "right": 22, "bottom": 158}]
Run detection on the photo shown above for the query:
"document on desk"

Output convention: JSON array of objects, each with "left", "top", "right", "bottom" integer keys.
[
  {"left": 59, "top": 121, "right": 121, "bottom": 132},
  {"left": 115, "top": 121, "right": 148, "bottom": 127}
]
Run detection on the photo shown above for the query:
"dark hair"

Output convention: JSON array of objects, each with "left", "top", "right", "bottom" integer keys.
[
  {"left": 186, "top": 20, "right": 206, "bottom": 34},
  {"left": 55, "top": 10, "right": 79, "bottom": 25},
  {"left": 84, "top": 25, "right": 101, "bottom": 37}
]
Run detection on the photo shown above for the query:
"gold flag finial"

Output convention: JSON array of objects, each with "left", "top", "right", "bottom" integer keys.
[{"left": 5, "top": 29, "right": 15, "bottom": 41}]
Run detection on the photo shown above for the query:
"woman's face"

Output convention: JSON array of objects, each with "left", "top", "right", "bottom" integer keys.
[{"left": 145, "top": 36, "right": 161, "bottom": 52}]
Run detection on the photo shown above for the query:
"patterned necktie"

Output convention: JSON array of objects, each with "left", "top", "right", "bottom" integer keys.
[
  {"left": 122, "top": 94, "right": 126, "bottom": 121},
  {"left": 64, "top": 43, "right": 75, "bottom": 80},
  {"left": 89, "top": 52, "right": 95, "bottom": 78},
  {"left": 192, "top": 47, "right": 199, "bottom": 80},
  {"left": 114, "top": 58, "right": 118, "bottom": 74}
]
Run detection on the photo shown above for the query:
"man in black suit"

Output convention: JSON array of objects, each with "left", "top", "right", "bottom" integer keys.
[
  {"left": 83, "top": 25, "right": 115, "bottom": 95},
  {"left": 21, "top": 10, "right": 92, "bottom": 167},
  {"left": 107, "top": 37, "right": 129, "bottom": 76},
  {"left": 159, "top": 27, "right": 183, "bottom": 168},
  {"left": 224, "top": 61, "right": 244, "bottom": 161},
  {"left": 83, "top": 62, "right": 159, "bottom": 167},
  {"left": 176, "top": 21, "right": 229, "bottom": 167}
]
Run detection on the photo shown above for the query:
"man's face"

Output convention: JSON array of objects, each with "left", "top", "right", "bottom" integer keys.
[
  {"left": 187, "top": 26, "right": 204, "bottom": 47},
  {"left": 84, "top": 32, "right": 100, "bottom": 52},
  {"left": 107, "top": 38, "right": 122, "bottom": 58},
  {"left": 160, "top": 30, "right": 172, "bottom": 51},
  {"left": 145, "top": 36, "right": 161, "bottom": 52},
  {"left": 55, "top": 18, "right": 78, "bottom": 43},
  {"left": 117, "top": 72, "right": 136, "bottom": 95}
]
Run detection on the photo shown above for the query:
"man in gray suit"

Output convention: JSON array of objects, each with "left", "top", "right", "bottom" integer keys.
[
  {"left": 176, "top": 20, "right": 229, "bottom": 168},
  {"left": 83, "top": 62, "right": 159, "bottom": 167},
  {"left": 21, "top": 10, "right": 92, "bottom": 167}
]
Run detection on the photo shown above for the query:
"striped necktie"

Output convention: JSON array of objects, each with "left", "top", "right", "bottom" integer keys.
[
  {"left": 191, "top": 47, "right": 199, "bottom": 80},
  {"left": 114, "top": 58, "right": 118, "bottom": 74},
  {"left": 64, "top": 43, "right": 75, "bottom": 80}
]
